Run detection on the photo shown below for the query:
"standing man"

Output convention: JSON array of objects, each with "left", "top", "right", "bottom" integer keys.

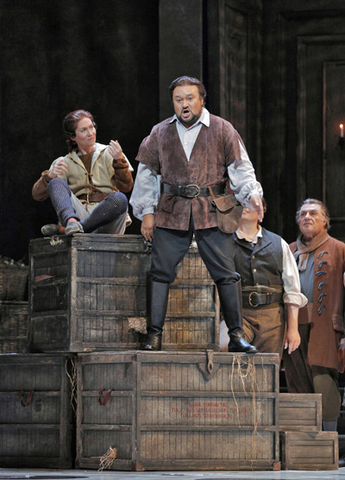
[
  {"left": 130, "top": 75, "right": 263, "bottom": 352},
  {"left": 220, "top": 201, "right": 307, "bottom": 357},
  {"left": 283, "top": 198, "right": 345, "bottom": 431}
]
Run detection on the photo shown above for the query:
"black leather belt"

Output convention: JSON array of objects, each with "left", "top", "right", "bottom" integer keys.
[
  {"left": 162, "top": 183, "right": 225, "bottom": 198},
  {"left": 242, "top": 291, "right": 283, "bottom": 308}
]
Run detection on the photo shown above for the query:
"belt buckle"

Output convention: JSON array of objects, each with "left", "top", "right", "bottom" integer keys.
[
  {"left": 185, "top": 184, "right": 200, "bottom": 198},
  {"left": 248, "top": 291, "right": 260, "bottom": 308}
]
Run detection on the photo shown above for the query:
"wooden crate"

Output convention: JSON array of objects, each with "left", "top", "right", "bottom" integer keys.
[
  {"left": 279, "top": 393, "right": 322, "bottom": 432},
  {"left": 280, "top": 431, "right": 338, "bottom": 470},
  {"left": 76, "top": 351, "right": 280, "bottom": 471},
  {"left": 29, "top": 234, "right": 219, "bottom": 352},
  {"left": 0, "top": 301, "right": 29, "bottom": 353},
  {"left": 0, "top": 353, "right": 75, "bottom": 468},
  {"left": 0, "top": 264, "right": 28, "bottom": 301}
]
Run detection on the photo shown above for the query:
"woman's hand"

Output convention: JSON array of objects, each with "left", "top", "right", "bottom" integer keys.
[
  {"left": 49, "top": 158, "right": 68, "bottom": 178},
  {"left": 108, "top": 140, "right": 123, "bottom": 160}
]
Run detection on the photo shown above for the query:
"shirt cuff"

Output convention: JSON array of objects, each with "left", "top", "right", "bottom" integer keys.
[
  {"left": 142, "top": 207, "right": 155, "bottom": 216},
  {"left": 241, "top": 188, "right": 263, "bottom": 208},
  {"left": 283, "top": 292, "right": 308, "bottom": 308}
]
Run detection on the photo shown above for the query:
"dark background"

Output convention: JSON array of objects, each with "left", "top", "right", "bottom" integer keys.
[
  {"left": 1, "top": 0, "right": 345, "bottom": 264},
  {"left": 0, "top": 0, "right": 159, "bottom": 262}
]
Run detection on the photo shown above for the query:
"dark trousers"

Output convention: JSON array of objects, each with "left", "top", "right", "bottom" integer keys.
[{"left": 149, "top": 218, "right": 238, "bottom": 285}]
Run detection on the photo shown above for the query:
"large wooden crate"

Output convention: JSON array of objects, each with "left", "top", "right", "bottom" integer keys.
[
  {"left": 280, "top": 431, "right": 338, "bottom": 470},
  {"left": 76, "top": 351, "right": 280, "bottom": 471},
  {"left": 0, "top": 301, "right": 29, "bottom": 353},
  {"left": 29, "top": 234, "right": 219, "bottom": 352},
  {"left": 0, "top": 353, "right": 75, "bottom": 468},
  {"left": 279, "top": 393, "right": 322, "bottom": 432}
]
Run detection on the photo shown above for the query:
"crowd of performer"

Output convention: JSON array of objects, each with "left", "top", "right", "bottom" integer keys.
[{"left": 32, "top": 75, "right": 345, "bottom": 432}]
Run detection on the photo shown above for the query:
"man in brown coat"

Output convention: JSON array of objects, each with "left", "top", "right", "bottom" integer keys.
[
  {"left": 130, "top": 75, "right": 263, "bottom": 352},
  {"left": 283, "top": 198, "right": 345, "bottom": 431}
]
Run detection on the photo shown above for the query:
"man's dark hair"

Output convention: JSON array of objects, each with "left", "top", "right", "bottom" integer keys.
[{"left": 169, "top": 76, "right": 207, "bottom": 101}]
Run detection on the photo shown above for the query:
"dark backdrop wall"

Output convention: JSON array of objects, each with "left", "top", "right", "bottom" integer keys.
[
  {"left": 261, "top": 0, "right": 345, "bottom": 243},
  {"left": 204, "top": 0, "right": 345, "bottom": 244},
  {"left": 2, "top": 0, "right": 345, "bottom": 264},
  {"left": 0, "top": 0, "right": 159, "bottom": 262}
]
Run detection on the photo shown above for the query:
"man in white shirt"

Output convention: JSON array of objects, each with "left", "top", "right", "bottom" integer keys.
[{"left": 220, "top": 202, "right": 307, "bottom": 356}]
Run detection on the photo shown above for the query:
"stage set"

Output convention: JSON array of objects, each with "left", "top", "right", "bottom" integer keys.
[{"left": 0, "top": 235, "right": 339, "bottom": 473}]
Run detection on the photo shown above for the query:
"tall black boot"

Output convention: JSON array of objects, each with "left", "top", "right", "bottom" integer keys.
[
  {"left": 142, "top": 279, "right": 170, "bottom": 351},
  {"left": 217, "top": 280, "right": 258, "bottom": 354}
]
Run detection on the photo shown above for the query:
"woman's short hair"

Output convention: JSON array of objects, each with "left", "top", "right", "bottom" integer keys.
[
  {"left": 295, "top": 198, "right": 330, "bottom": 230},
  {"left": 63, "top": 110, "right": 96, "bottom": 152},
  {"left": 169, "top": 76, "right": 207, "bottom": 102}
]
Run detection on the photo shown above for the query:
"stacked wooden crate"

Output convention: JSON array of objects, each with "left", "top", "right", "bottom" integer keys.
[
  {"left": 279, "top": 393, "right": 338, "bottom": 470},
  {"left": 76, "top": 351, "right": 281, "bottom": 471},
  {"left": 29, "top": 234, "right": 219, "bottom": 352},
  {"left": 0, "top": 353, "right": 75, "bottom": 468},
  {"left": 21, "top": 233, "right": 223, "bottom": 470},
  {"left": 0, "top": 260, "right": 62, "bottom": 468},
  {"left": 0, "top": 260, "right": 29, "bottom": 354},
  {"left": 1, "top": 233, "right": 282, "bottom": 471}
]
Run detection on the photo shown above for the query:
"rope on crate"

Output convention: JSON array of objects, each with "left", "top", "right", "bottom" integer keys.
[
  {"left": 229, "top": 355, "right": 263, "bottom": 442},
  {"left": 98, "top": 446, "right": 117, "bottom": 471},
  {"left": 65, "top": 357, "right": 77, "bottom": 414},
  {"left": 49, "top": 236, "right": 64, "bottom": 246},
  {"left": 230, "top": 355, "right": 267, "bottom": 464},
  {"left": 206, "top": 349, "right": 214, "bottom": 374}
]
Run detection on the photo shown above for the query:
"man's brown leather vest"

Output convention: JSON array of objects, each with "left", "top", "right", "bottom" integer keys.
[{"left": 136, "top": 114, "right": 242, "bottom": 231}]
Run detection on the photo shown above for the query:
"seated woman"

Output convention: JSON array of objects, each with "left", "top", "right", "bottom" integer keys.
[{"left": 32, "top": 109, "right": 134, "bottom": 236}]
